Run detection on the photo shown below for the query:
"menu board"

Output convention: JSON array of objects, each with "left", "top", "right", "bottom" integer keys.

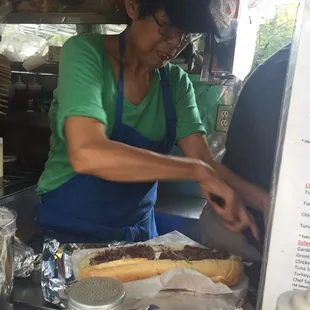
[{"left": 260, "top": 1, "right": 310, "bottom": 309}]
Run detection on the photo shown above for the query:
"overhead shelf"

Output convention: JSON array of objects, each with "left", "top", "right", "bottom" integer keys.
[
  {"left": 10, "top": 62, "right": 59, "bottom": 76},
  {"left": 10, "top": 59, "right": 189, "bottom": 76},
  {"left": 5, "top": 12, "right": 127, "bottom": 24}
]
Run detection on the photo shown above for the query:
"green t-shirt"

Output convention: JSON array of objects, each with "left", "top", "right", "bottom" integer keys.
[{"left": 38, "top": 33, "right": 206, "bottom": 194}]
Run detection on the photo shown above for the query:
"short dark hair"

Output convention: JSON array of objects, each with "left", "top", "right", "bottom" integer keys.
[
  {"left": 126, "top": 0, "right": 164, "bottom": 25},
  {"left": 137, "top": 0, "right": 165, "bottom": 18},
  {"left": 127, "top": 0, "right": 219, "bottom": 36}
]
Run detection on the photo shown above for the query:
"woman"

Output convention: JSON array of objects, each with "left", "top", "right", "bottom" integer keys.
[{"left": 37, "top": 0, "right": 266, "bottom": 242}]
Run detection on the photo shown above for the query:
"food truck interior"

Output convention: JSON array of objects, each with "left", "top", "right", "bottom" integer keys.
[{"left": 0, "top": 0, "right": 299, "bottom": 309}]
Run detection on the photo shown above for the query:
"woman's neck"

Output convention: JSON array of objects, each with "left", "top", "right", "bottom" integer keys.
[{"left": 122, "top": 28, "right": 153, "bottom": 77}]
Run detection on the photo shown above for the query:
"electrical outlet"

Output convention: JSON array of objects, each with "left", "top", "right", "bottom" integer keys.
[{"left": 215, "top": 105, "right": 233, "bottom": 132}]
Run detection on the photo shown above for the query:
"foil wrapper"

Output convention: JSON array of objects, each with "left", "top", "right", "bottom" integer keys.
[
  {"left": 13, "top": 237, "right": 41, "bottom": 278},
  {"left": 41, "top": 239, "right": 127, "bottom": 309}
]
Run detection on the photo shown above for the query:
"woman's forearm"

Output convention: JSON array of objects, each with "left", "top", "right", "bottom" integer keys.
[
  {"left": 71, "top": 139, "right": 209, "bottom": 183},
  {"left": 210, "top": 161, "right": 268, "bottom": 212},
  {"left": 177, "top": 134, "right": 269, "bottom": 212}
]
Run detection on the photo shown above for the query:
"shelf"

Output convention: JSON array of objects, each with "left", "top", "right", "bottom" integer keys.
[
  {"left": 11, "top": 62, "right": 59, "bottom": 76},
  {"left": 0, "top": 112, "right": 50, "bottom": 128},
  {"left": 11, "top": 60, "right": 188, "bottom": 75},
  {"left": 6, "top": 12, "right": 127, "bottom": 24}
]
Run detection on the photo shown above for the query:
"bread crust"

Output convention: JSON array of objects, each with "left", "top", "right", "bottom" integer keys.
[{"left": 79, "top": 245, "right": 244, "bottom": 287}]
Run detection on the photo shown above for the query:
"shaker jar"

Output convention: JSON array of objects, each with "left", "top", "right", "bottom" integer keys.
[
  {"left": 13, "top": 76, "right": 27, "bottom": 112},
  {"left": 27, "top": 77, "right": 42, "bottom": 112},
  {"left": 68, "top": 278, "right": 126, "bottom": 310},
  {"left": 0, "top": 207, "right": 17, "bottom": 310}
]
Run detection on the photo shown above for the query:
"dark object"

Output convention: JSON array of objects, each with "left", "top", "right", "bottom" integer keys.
[
  {"left": 164, "top": 0, "right": 220, "bottom": 36},
  {"left": 242, "top": 227, "right": 264, "bottom": 256},
  {"left": 209, "top": 194, "right": 264, "bottom": 255},
  {"left": 90, "top": 244, "right": 156, "bottom": 265},
  {"left": 159, "top": 245, "right": 230, "bottom": 260},
  {"left": 3, "top": 156, "right": 19, "bottom": 175},
  {"left": 89, "top": 244, "right": 231, "bottom": 266},
  {"left": 222, "top": 44, "right": 291, "bottom": 241}
]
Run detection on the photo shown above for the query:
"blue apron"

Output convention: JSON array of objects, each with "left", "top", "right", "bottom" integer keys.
[{"left": 37, "top": 32, "right": 176, "bottom": 242}]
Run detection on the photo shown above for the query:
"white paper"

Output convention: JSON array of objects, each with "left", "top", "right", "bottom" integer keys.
[{"left": 72, "top": 231, "right": 248, "bottom": 310}]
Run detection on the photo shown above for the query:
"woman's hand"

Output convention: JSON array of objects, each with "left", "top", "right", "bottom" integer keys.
[
  {"left": 194, "top": 162, "right": 259, "bottom": 239},
  {"left": 222, "top": 207, "right": 259, "bottom": 240}
]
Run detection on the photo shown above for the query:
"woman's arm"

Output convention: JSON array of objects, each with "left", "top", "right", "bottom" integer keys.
[
  {"left": 66, "top": 117, "right": 258, "bottom": 237},
  {"left": 66, "top": 116, "right": 247, "bottom": 224},
  {"left": 178, "top": 133, "right": 270, "bottom": 213},
  {"left": 66, "top": 116, "right": 204, "bottom": 182}
]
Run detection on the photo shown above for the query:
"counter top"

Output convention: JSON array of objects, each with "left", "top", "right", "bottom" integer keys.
[
  {"left": 155, "top": 192, "right": 206, "bottom": 219},
  {"left": 13, "top": 275, "right": 255, "bottom": 310},
  {"left": 0, "top": 175, "right": 37, "bottom": 202},
  {"left": 14, "top": 277, "right": 55, "bottom": 310},
  {"left": 11, "top": 230, "right": 257, "bottom": 310},
  {"left": 13, "top": 276, "right": 159, "bottom": 310}
]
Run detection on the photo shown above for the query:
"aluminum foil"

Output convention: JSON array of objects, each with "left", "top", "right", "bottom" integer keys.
[
  {"left": 41, "top": 239, "right": 128, "bottom": 309},
  {"left": 13, "top": 237, "right": 41, "bottom": 278}
]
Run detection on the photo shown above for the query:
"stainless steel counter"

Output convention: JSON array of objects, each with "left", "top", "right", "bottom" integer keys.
[
  {"left": 12, "top": 275, "right": 256, "bottom": 310},
  {"left": 14, "top": 277, "right": 55, "bottom": 310},
  {"left": 13, "top": 276, "right": 160, "bottom": 310},
  {"left": 156, "top": 192, "right": 205, "bottom": 219}
]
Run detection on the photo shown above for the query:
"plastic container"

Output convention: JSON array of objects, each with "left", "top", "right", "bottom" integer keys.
[
  {"left": 8, "top": 83, "right": 15, "bottom": 104},
  {"left": 276, "top": 286, "right": 310, "bottom": 310},
  {"left": 13, "top": 76, "right": 27, "bottom": 112},
  {"left": 3, "top": 155, "right": 18, "bottom": 175},
  {"left": 68, "top": 278, "right": 126, "bottom": 310},
  {"left": 27, "top": 77, "right": 42, "bottom": 112}
]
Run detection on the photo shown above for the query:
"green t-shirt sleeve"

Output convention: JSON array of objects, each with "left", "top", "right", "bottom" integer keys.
[
  {"left": 170, "top": 65, "right": 207, "bottom": 141},
  {"left": 56, "top": 35, "right": 107, "bottom": 140}
]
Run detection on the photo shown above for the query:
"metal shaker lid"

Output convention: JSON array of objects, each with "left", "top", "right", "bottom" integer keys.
[{"left": 68, "top": 278, "right": 126, "bottom": 310}]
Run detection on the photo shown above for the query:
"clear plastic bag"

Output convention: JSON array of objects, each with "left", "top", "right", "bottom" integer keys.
[
  {"left": 1, "top": 23, "right": 76, "bottom": 63},
  {"left": 0, "top": 32, "right": 48, "bottom": 61},
  {"left": 211, "top": 0, "right": 238, "bottom": 39},
  {"left": 0, "top": 1, "right": 12, "bottom": 40}
]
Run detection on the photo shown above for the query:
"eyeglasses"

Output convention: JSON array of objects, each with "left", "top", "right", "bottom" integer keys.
[{"left": 152, "top": 14, "right": 202, "bottom": 45}]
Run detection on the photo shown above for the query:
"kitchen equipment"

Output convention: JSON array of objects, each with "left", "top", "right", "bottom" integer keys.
[
  {"left": 0, "top": 207, "right": 17, "bottom": 310},
  {"left": 68, "top": 277, "right": 126, "bottom": 310},
  {"left": 26, "top": 77, "right": 42, "bottom": 112},
  {"left": 3, "top": 155, "right": 18, "bottom": 175},
  {"left": 12, "top": 76, "right": 26, "bottom": 112},
  {"left": 0, "top": 54, "right": 11, "bottom": 114}
]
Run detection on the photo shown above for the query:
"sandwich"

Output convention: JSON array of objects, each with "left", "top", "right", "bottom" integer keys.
[{"left": 79, "top": 244, "right": 244, "bottom": 287}]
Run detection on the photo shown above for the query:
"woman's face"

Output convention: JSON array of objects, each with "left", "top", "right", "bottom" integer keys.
[{"left": 126, "top": 1, "right": 188, "bottom": 68}]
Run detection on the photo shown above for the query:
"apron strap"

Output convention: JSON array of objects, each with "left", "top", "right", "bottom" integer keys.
[
  {"left": 116, "top": 33, "right": 176, "bottom": 146},
  {"left": 159, "top": 67, "right": 177, "bottom": 146},
  {"left": 115, "top": 32, "right": 125, "bottom": 125}
]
